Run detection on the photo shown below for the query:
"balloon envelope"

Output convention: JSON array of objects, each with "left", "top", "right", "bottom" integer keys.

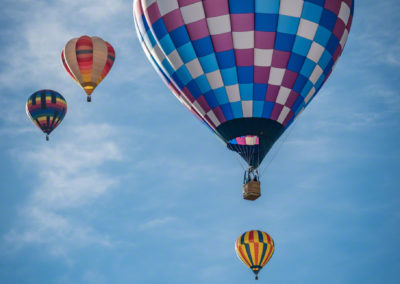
[
  {"left": 235, "top": 230, "right": 275, "bottom": 279},
  {"left": 26, "top": 89, "right": 67, "bottom": 139},
  {"left": 62, "top": 35, "right": 115, "bottom": 101},
  {"left": 133, "top": 0, "right": 354, "bottom": 168}
]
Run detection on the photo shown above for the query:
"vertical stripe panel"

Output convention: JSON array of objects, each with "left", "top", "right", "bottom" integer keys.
[{"left": 90, "top": 37, "right": 108, "bottom": 86}]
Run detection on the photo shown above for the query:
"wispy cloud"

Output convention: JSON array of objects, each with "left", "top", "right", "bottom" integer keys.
[
  {"left": 0, "top": 0, "right": 148, "bottom": 91},
  {"left": 346, "top": 1, "right": 400, "bottom": 69},
  {"left": 138, "top": 216, "right": 177, "bottom": 231},
  {"left": 4, "top": 123, "right": 125, "bottom": 257},
  {"left": 4, "top": 207, "right": 113, "bottom": 258},
  {"left": 0, "top": 0, "right": 146, "bottom": 259}
]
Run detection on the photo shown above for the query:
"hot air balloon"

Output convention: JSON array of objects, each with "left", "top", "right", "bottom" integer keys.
[
  {"left": 62, "top": 35, "right": 115, "bottom": 102},
  {"left": 133, "top": 0, "right": 354, "bottom": 200},
  {"left": 26, "top": 90, "right": 67, "bottom": 141},
  {"left": 235, "top": 230, "right": 275, "bottom": 280}
]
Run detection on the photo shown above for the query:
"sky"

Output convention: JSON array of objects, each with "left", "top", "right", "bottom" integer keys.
[{"left": 0, "top": 0, "right": 399, "bottom": 283}]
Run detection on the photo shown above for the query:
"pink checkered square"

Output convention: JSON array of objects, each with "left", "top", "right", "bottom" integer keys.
[
  {"left": 182, "top": 87, "right": 195, "bottom": 103},
  {"left": 271, "top": 104, "right": 284, "bottom": 120},
  {"left": 255, "top": 32, "right": 276, "bottom": 49},
  {"left": 196, "top": 95, "right": 211, "bottom": 113},
  {"left": 211, "top": 33, "right": 234, "bottom": 52},
  {"left": 213, "top": 106, "right": 227, "bottom": 123},
  {"left": 230, "top": 14, "right": 254, "bottom": 32},
  {"left": 324, "top": 0, "right": 341, "bottom": 14},
  {"left": 186, "top": 19, "right": 209, "bottom": 41},
  {"left": 163, "top": 9, "right": 185, "bottom": 32},
  {"left": 146, "top": 2, "right": 162, "bottom": 24},
  {"left": 271, "top": 50, "right": 291, "bottom": 68},
  {"left": 266, "top": 85, "right": 280, "bottom": 102},
  {"left": 203, "top": 0, "right": 229, "bottom": 17},
  {"left": 281, "top": 70, "right": 298, "bottom": 89},
  {"left": 285, "top": 91, "right": 299, "bottom": 108},
  {"left": 235, "top": 49, "right": 254, "bottom": 66},
  {"left": 254, "top": 66, "right": 270, "bottom": 84},
  {"left": 178, "top": 0, "right": 201, "bottom": 7},
  {"left": 333, "top": 20, "right": 345, "bottom": 40},
  {"left": 283, "top": 110, "right": 294, "bottom": 127}
]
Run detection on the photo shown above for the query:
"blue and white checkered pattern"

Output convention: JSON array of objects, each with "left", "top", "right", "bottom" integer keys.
[{"left": 134, "top": 0, "right": 354, "bottom": 132}]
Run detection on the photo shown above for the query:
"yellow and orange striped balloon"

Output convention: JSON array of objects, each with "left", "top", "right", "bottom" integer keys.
[
  {"left": 235, "top": 230, "right": 275, "bottom": 280},
  {"left": 62, "top": 35, "right": 115, "bottom": 102}
]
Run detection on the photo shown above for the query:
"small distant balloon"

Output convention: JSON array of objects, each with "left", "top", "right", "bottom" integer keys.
[
  {"left": 26, "top": 89, "right": 67, "bottom": 141},
  {"left": 235, "top": 230, "right": 275, "bottom": 280},
  {"left": 62, "top": 35, "right": 115, "bottom": 102}
]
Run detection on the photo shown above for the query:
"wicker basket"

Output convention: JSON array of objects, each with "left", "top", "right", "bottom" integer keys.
[{"left": 243, "top": 181, "right": 261, "bottom": 201}]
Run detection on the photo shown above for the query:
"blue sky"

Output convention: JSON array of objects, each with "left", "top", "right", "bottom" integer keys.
[{"left": 0, "top": 0, "right": 399, "bottom": 283}]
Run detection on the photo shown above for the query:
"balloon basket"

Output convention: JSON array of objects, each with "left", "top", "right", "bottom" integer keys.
[
  {"left": 87, "top": 96, "right": 91, "bottom": 102},
  {"left": 243, "top": 181, "right": 261, "bottom": 201}
]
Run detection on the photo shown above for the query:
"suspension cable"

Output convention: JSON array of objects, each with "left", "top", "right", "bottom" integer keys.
[{"left": 260, "top": 119, "right": 300, "bottom": 177}]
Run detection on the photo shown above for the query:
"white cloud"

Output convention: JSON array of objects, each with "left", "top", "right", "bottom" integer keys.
[
  {"left": 0, "top": 0, "right": 150, "bottom": 257},
  {"left": 0, "top": 0, "right": 147, "bottom": 90},
  {"left": 344, "top": 1, "right": 400, "bottom": 69},
  {"left": 4, "top": 123, "right": 125, "bottom": 256},
  {"left": 4, "top": 207, "right": 113, "bottom": 258},
  {"left": 138, "top": 216, "right": 177, "bottom": 231},
  {"left": 0, "top": 0, "right": 169, "bottom": 258}
]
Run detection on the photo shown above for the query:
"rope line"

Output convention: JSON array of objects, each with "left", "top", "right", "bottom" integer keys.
[{"left": 260, "top": 119, "right": 300, "bottom": 177}]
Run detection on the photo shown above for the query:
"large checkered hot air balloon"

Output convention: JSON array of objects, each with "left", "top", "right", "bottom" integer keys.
[
  {"left": 26, "top": 90, "right": 67, "bottom": 141},
  {"left": 133, "top": 0, "right": 354, "bottom": 200},
  {"left": 62, "top": 35, "right": 115, "bottom": 102}
]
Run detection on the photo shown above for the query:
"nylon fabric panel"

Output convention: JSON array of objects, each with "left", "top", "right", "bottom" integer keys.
[
  {"left": 203, "top": 0, "right": 240, "bottom": 121},
  {"left": 245, "top": 243, "right": 256, "bottom": 267},
  {"left": 134, "top": 1, "right": 207, "bottom": 124},
  {"left": 135, "top": 15, "right": 203, "bottom": 120},
  {"left": 261, "top": 244, "right": 274, "bottom": 267},
  {"left": 134, "top": 3, "right": 188, "bottom": 106},
  {"left": 235, "top": 240, "right": 252, "bottom": 268},
  {"left": 142, "top": 0, "right": 221, "bottom": 129},
  {"left": 90, "top": 37, "right": 108, "bottom": 87},
  {"left": 61, "top": 50, "right": 77, "bottom": 83},
  {"left": 177, "top": 0, "right": 232, "bottom": 126},
  {"left": 138, "top": 0, "right": 219, "bottom": 129},
  {"left": 98, "top": 42, "right": 116, "bottom": 84},
  {"left": 76, "top": 36, "right": 94, "bottom": 94},
  {"left": 63, "top": 38, "right": 82, "bottom": 83},
  {"left": 229, "top": 0, "right": 255, "bottom": 117}
]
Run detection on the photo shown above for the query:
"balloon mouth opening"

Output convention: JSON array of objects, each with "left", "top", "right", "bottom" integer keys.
[
  {"left": 227, "top": 135, "right": 261, "bottom": 168},
  {"left": 228, "top": 135, "right": 260, "bottom": 146},
  {"left": 252, "top": 269, "right": 261, "bottom": 279},
  {"left": 84, "top": 89, "right": 94, "bottom": 96},
  {"left": 251, "top": 266, "right": 262, "bottom": 275},
  {"left": 82, "top": 83, "right": 96, "bottom": 95}
]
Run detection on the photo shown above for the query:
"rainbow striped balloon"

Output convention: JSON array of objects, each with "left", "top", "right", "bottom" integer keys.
[
  {"left": 62, "top": 35, "right": 115, "bottom": 102},
  {"left": 235, "top": 230, "right": 275, "bottom": 280},
  {"left": 26, "top": 90, "right": 67, "bottom": 140}
]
